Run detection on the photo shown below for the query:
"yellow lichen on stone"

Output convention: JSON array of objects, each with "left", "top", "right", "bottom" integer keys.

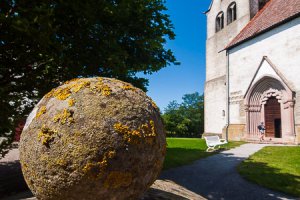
[
  {"left": 148, "top": 120, "right": 156, "bottom": 137},
  {"left": 97, "top": 77, "right": 103, "bottom": 82},
  {"left": 36, "top": 106, "right": 47, "bottom": 118},
  {"left": 37, "top": 125, "right": 57, "bottom": 145},
  {"left": 82, "top": 162, "right": 97, "bottom": 174},
  {"left": 90, "top": 79, "right": 112, "bottom": 96},
  {"left": 103, "top": 171, "right": 132, "bottom": 189},
  {"left": 71, "top": 80, "right": 90, "bottom": 93},
  {"left": 101, "top": 85, "right": 112, "bottom": 96},
  {"left": 45, "top": 88, "right": 55, "bottom": 98},
  {"left": 151, "top": 100, "right": 159, "bottom": 110},
  {"left": 82, "top": 150, "right": 116, "bottom": 178},
  {"left": 45, "top": 79, "right": 90, "bottom": 100},
  {"left": 21, "top": 161, "right": 28, "bottom": 170},
  {"left": 55, "top": 158, "right": 68, "bottom": 167},
  {"left": 113, "top": 123, "right": 141, "bottom": 144},
  {"left": 68, "top": 98, "right": 75, "bottom": 107},
  {"left": 107, "top": 150, "right": 116, "bottom": 159},
  {"left": 53, "top": 109, "right": 74, "bottom": 125},
  {"left": 113, "top": 121, "right": 156, "bottom": 144},
  {"left": 39, "top": 154, "right": 49, "bottom": 162},
  {"left": 143, "top": 120, "right": 156, "bottom": 144},
  {"left": 53, "top": 87, "right": 72, "bottom": 100},
  {"left": 122, "top": 84, "right": 136, "bottom": 91}
]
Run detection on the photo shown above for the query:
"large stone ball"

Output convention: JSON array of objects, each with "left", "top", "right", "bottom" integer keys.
[{"left": 19, "top": 77, "right": 166, "bottom": 200}]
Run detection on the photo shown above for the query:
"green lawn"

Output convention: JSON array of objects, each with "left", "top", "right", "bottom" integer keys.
[
  {"left": 238, "top": 146, "right": 300, "bottom": 197},
  {"left": 163, "top": 138, "right": 245, "bottom": 170}
]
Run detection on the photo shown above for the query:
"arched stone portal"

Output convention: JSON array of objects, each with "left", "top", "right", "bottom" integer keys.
[{"left": 244, "top": 76, "right": 295, "bottom": 141}]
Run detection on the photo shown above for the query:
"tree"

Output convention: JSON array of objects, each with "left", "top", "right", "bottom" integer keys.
[
  {"left": 162, "top": 92, "right": 204, "bottom": 137},
  {"left": 0, "top": 0, "right": 178, "bottom": 157}
]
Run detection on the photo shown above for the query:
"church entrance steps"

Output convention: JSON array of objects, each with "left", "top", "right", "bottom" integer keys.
[{"left": 244, "top": 137, "right": 297, "bottom": 145}]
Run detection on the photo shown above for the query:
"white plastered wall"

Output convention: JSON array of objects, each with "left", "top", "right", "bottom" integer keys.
[{"left": 204, "top": 76, "right": 226, "bottom": 134}]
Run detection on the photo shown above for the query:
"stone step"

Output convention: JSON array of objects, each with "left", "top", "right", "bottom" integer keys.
[{"left": 245, "top": 138, "right": 296, "bottom": 145}]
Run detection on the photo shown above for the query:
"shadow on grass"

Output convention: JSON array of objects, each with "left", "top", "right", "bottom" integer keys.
[
  {"left": 238, "top": 160, "right": 300, "bottom": 197},
  {"left": 163, "top": 147, "right": 216, "bottom": 170},
  {"left": 163, "top": 144, "right": 239, "bottom": 170},
  {"left": 0, "top": 160, "right": 29, "bottom": 198}
]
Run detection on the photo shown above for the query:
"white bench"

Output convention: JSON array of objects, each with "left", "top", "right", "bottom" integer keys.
[{"left": 204, "top": 136, "right": 228, "bottom": 152}]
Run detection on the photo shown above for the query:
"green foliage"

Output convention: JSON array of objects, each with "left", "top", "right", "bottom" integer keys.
[
  {"left": 238, "top": 146, "right": 300, "bottom": 197},
  {"left": 0, "top": 0, "right": 177, "bottom": 157},
  {"left": 162, "top": 92, "right": 204, "bottom": 137},
  {"left": 164, "top": 138, "right": 245, "bottom": 169}
]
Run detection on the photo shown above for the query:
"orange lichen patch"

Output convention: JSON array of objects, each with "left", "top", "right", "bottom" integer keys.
[
  {"left": 56, "top": 158, "right": 68, "bottom": 167},
  {"left": 151, "top": 100, "right": 159, "bottom": 110},
  {"left": 121, "top": 84, "right": 136, "bottom": 91},
  {"left": 45, "top": 88, "right": 56, "bottom": 98},
  {"left": 36, "top": 106, "right": 47, "bottom": 118},
  {"left": 82, "top": 162, "right": 98, "bottom": 174},
  {"left": 111, "top": 79, "right": 125, "bottom": 84},
  {"left": 39, "top": 154, "right": 49, "bottom": 162},
  {"left": 149, "top": 120, "right": 156, "bottom": 137},
  {"left": 37, "top": 125, "right": 57, "bottom": 145},
  {"left": 68, "top": 98, "right": 75, "bottom": 107},
  {"left": 107, "top": 150, "right": 116, "bottom": 159},
  {"left": 53, "top": 87, "right": 72, "bottom": 100},
  {"left": 103, "top": 171, "right": 132, "bottom": 189},
  {"left": 53, "top": 109, "right": 74, "bottom": 125},
  {"left": 71, "top": 80, "right": 90, "bottom": 93},
  {"left": 101, "top": 85, "right": 112, "bottom": 96},
  {"left": 90, "top": 79, "right": 112, "bottom": 96},
  {"left": 143, "top": 120, "right": 156, "bottom": 144},
  {"left": 113, "top": 123, "right": 141, "bottom": 144},
  {"left": 45, "top": 79, "right": 90, "bottom": 100},
  {"left": 113, "top": 120, "right": 156, "bottom": 144},
  {"left": 82, "top": 150, "right": 116, "bottom": 178},
  {"left": 21, "top": 161, "right": 28, "bottom": 171},
  {"left": 97, "top": 77, "right": 103, "bottom": 82}
]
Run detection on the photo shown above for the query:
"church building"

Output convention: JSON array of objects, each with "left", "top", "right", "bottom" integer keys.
[{"left": 204, "top": 0, "right": 300, "bottom": 144}]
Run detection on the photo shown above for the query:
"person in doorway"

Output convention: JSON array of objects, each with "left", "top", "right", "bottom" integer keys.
[{"left": 257, "top": 122, "right": 265, "bottom": 142}]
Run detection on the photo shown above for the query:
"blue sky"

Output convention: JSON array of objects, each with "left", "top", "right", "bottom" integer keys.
[{"left": 139, "top": 0, "right": 212, "bottom": 111}]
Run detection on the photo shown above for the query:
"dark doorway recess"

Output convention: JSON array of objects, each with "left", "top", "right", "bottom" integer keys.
[
  {"left": 265, "top": 97, "right": 281, "bottom": 138},
  {"left": 274, "top": 118, "right": 281, "bottom": 138}
]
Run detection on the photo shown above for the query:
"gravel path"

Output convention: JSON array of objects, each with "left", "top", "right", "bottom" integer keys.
[
  {"left": 160, "top": 143, "right": 296, "bottom": 200},
  {"left": 0, "top": 148, "right": 29, "bottom": 199}
]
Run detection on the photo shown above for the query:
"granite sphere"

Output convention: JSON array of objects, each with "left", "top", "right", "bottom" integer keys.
[{"left": 19, "top": 77, "right": 166, "bottom": 200}]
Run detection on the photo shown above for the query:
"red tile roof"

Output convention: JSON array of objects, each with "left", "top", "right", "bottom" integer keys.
[{"left": 226, "top": 0, "right": 300, "bottom": 49}]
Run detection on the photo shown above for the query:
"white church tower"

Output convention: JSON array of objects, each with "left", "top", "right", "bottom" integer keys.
[{"left": 204, "top": 0, "right": 270, "bottom": 136}]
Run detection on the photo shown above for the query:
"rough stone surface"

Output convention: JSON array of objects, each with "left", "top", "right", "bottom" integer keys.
[{"left": 19, "top": 77, "right": 166, "bottom": 200}]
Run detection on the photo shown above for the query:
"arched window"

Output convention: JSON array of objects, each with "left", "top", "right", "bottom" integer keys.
[
  {"left": 216, "top": 11, "right": 224, "bottom": 32},
  {"left": 227, "top": 2, "right": 237, "bottom": 24}
]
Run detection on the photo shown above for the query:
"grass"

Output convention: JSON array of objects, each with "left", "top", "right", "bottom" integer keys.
[
  {"left": 163, "top": 137, "right": 245, "bottom": 170},
  {"left": 238, "top": 146, "right": 300, "bottom": 197}
]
